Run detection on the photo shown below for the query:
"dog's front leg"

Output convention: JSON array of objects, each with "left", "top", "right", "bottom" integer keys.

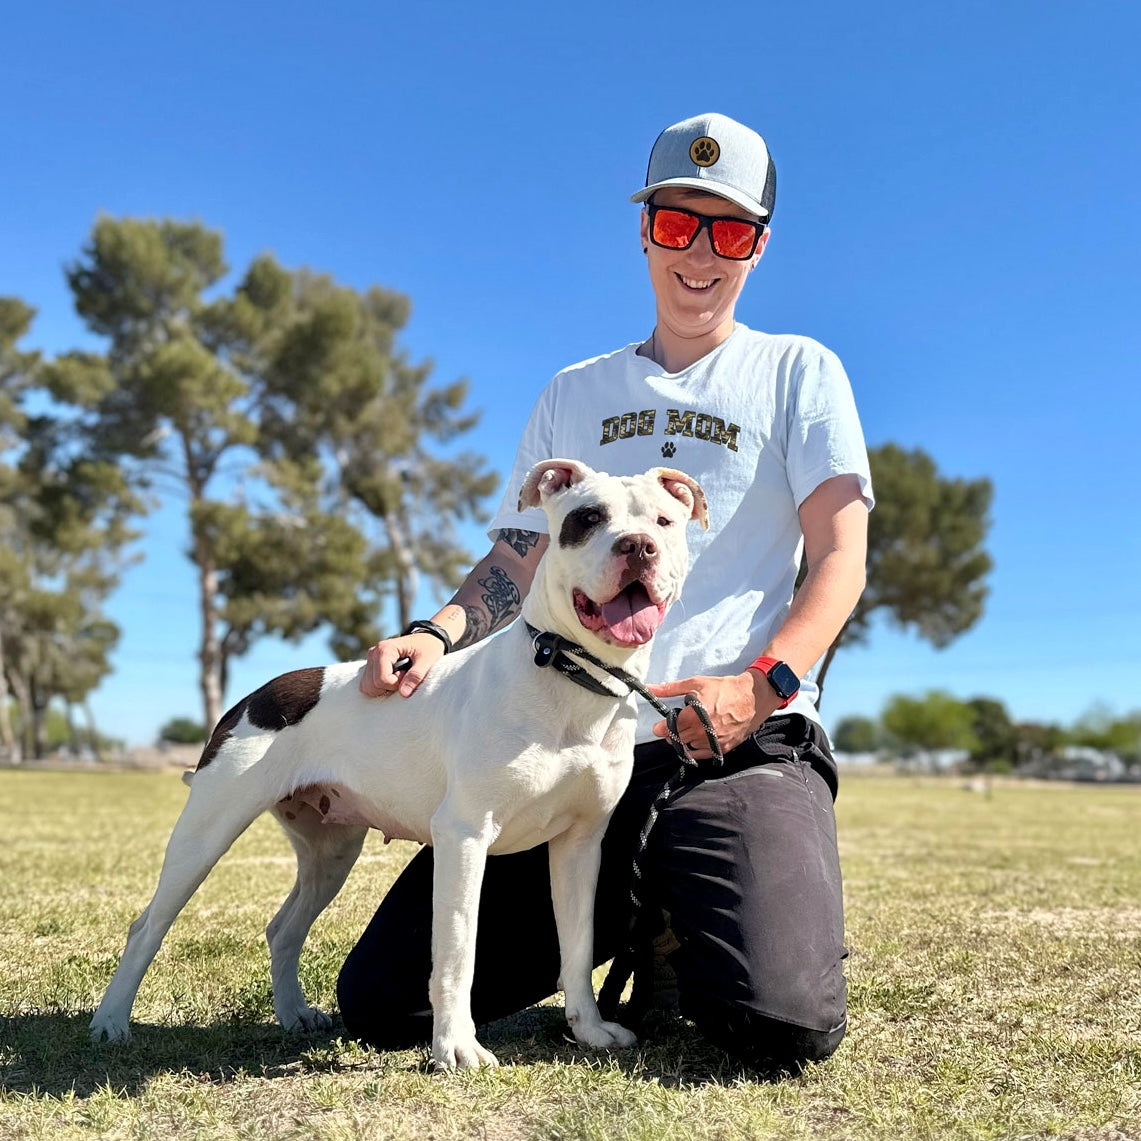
[
  {"left": 428, "top": 811, "right": 498, "bottom": 1070},
  {"left": 548, "top": 824, "right": 637, "bottom": 1051}
]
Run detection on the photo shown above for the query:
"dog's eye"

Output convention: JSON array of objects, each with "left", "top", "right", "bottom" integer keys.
[
  {"left": 657, "top": 515, "right": 673, "bottom": 527},
  {"left": 559, "top": 504, "right": 611, "bottom": 548}
]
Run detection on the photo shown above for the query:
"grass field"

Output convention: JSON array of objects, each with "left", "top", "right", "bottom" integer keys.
[{"left": 1, "top": 767, "right": 1139, "bottom": 1140}]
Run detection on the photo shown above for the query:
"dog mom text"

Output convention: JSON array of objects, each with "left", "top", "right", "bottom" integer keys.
[{"left": 599, "top": 408, "right": 741, "bottom": 452}]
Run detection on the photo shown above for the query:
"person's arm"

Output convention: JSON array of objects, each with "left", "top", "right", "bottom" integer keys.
[
  {"left": 648, "top": 474, "right": 868, "bottom": 756},
  {"left": 359, "top": 528, "right": 549, "bottom": 698}
]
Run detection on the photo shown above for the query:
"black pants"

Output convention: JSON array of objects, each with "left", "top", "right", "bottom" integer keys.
[{"left": 337, "top": 714, "right": 847, "bottom": 1072}]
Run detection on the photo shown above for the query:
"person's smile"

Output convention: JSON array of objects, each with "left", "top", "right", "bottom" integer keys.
[{"left": 676, "top": 272, "right": 718, "bottom": 291}]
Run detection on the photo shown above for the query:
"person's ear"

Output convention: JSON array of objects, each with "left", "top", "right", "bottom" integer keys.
[
  {"left": 640, "top": 210, "right": 650, "bottom": 255},
  {"left": 752, "top": 227, "right": 771, "bottom": 266}
]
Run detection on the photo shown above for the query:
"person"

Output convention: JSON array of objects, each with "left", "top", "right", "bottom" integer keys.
[{"left": 337, "top": 112, "right": 873, "bottom": 1074}]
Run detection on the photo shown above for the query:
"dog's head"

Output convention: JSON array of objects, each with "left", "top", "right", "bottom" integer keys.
[{"left": 519, "top": 459, "right": 708, "bottom": 657}]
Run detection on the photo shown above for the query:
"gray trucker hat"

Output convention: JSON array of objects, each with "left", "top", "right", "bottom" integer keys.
[{"left": 631, "top": 113, "right": 776, "bottom": 221}]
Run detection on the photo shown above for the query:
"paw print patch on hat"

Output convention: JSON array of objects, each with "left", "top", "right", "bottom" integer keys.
[
  {"left": 632, "top": 113, "right": 777, "bottom": 222},
  {"left": 689, "top": 137, "right": 720, "bottom": 167}
]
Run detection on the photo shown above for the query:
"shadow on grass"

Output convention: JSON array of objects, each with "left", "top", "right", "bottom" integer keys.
[
  {"left": 2, "top": 1006, "right": 785, "bottom": 1100},
  {"left": 0, "top": 1012, "right": 366, "bottom": 1099},
  {"left": 480, "top": 1005, "right": 790, "bottom": 1088}
]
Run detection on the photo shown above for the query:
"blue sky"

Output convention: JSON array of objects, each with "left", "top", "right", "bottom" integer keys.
[{"left": 4, "top": 0, "right": 1139, "bottom": 747}]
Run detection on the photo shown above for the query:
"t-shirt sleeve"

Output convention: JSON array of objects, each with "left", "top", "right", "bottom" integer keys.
[
  {"left": 486, "top": 379, "right": 558, "bottom": 539},
  {"left": 785, "top": 345, "right": 875, "bottom": 510}
]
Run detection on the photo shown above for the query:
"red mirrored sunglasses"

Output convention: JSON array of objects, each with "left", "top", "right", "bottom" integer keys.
[{"left": 647, "top": 202, "right": 767, "bottom": 261}]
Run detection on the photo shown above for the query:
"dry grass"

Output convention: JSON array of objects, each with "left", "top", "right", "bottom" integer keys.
[{"left": 1, "top": 767, "right": 1139, "bottom": 1139}]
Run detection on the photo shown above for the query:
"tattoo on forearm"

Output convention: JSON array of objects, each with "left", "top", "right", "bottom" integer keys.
[
  {"left": 455, "top": 606, "right": 491, "bottom": 650},
  {"left": 497, "top": 528, "right": 541, "bottom": 559},
  {"left": 451, "top": 534, "right": 536, "bottom": 650},
  {"left": 481, "top": 565, "right": 521, "bottom": 631}
]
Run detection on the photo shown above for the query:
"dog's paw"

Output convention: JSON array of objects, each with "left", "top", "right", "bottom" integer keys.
[
  {"left": 279, "top": 1005, "right": 333, "bottom": 1034},
  {"left": 571, "top": 1018, "right": 638, "bottom": 1050},
  {"left": 89, "top": 1015, "right": 131, "bottom": 1044},
  {"left": 432, "top": 1035, "right": 499, "bottom": 1070}
]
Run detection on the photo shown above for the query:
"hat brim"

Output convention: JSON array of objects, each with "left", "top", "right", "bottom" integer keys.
[{"left": 630, "top": 177, "right": 770, "bottom": 220}]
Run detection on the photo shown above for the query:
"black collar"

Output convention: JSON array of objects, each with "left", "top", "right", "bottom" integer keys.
[
  {"left": 523, "top": 621, "right": 723, "bottom": 768},
  {"left": 525, "top": 622, "right": 633, "bottom": 698}
]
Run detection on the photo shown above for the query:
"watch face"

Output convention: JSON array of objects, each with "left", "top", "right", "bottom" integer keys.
[{"left": 768, "top": 662, "right": 800, "bottom": 700}]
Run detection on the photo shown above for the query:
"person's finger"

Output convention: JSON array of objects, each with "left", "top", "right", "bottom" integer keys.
[
  {"left": 645, "top": 679, "right": 700, "bottom": 698},
  {"left": 397, "top": 663, "right": 427, "bottom": 698}
]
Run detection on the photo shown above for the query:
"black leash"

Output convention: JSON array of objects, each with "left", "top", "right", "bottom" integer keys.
[
  {"left": 525, "top": 623, "right": 724, "bottom": 1021},
  {"left": 526, "top": 623, "right": 723, "bottom": 764}
]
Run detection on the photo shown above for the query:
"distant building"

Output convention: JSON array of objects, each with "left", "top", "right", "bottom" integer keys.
[{"left": 1022, "top": 745, "right": 1127, "bottom": 782}]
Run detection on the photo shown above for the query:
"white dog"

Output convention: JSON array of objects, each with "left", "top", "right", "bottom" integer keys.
[{"left": 90, "top": 458, "right": 708, "bottom": 1069}]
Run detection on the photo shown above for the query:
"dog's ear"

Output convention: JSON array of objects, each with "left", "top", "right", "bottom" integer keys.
[
  {"left": 654, "top": 468, "right": 709, "bottom": 530},
  {"left": 518, "top": 459, "right": 593, "bottom": 510}
]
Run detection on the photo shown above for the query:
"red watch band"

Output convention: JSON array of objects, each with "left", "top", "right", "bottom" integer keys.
[{"left": 747, "top": 655, "right": 798, "bottom": 709}]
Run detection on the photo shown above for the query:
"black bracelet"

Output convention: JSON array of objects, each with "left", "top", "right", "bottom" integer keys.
[{"left": 403, "top": 620, "right": 453, "bottom": 655}]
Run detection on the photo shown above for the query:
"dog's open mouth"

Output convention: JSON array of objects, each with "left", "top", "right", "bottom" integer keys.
[{"left": 573, "top": 583, "right": 667, "bottom": 646}]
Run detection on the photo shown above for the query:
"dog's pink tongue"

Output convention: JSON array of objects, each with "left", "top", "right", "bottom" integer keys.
[{"left": 600, "top": 585, "right": 662, "bottom": 644}]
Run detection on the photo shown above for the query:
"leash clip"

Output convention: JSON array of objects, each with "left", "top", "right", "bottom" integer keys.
[{"left": 532, "top": 630, "right": 561, "bottom": 669}]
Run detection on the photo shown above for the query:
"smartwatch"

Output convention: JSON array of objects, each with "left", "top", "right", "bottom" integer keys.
[{"left": 748, "top": 656, "right": 800, "bottom": 708}]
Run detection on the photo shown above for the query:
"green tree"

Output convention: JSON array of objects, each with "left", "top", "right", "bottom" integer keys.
[
  {"left": 966, "top": 696, "right": 1019, "bottom": 771},
  {"left": 158, "top": 717, "right": 207, "bottom": 745},
  {"left": 2, "top": 422, "right": 138, "bottom": 758},
  {"left": 58, "top": 217, "right": 259, "bottom": 732},
  {"left": 60, "top": 218, "right": 495, "bottom": 730},
  {"left": 815, "top": 444, "right": 993, "bottom": 699},
  {"left": 0, "top": 297, "right": 37, "bottom": 757},
  {"left": 1069, "top": 704, "right": 1141, "bottom": 775},
  {"left": 2, "top": 298, "right": 137, "bottom": 760},
  {"left": 1011, "top": 720, "right": 1069, "bottom": 771},
  {"left": 832, "top": 714, "right": 880, "bottom": 753},
  {"left": 231, "top": 260, "right": 498, "bottom": 645},
  {"left": 881, "top": 690, "right": 978, "bottom": 756},
  {"left": 4, "top": 699, "right": 120, "bottom": 756}
]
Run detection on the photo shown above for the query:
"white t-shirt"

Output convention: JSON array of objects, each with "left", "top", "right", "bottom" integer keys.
[{"left": 490, "top": 324, "right": 874, "bottom": 742}]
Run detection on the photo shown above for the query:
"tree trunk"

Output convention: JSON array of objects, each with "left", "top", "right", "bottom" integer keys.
[
  {"left": 813, "top": 614, "right": 861, "bottom": 709},
  {"left": 219, "top": 646, "right": 230, "bottom": 707},
  {"left": 65, "top": 703, "right": 80, "bottom": 756},
  {"left": 384, "top": 511, "right": 419, "bottom": 633},
  {"left": 9, "top": 672, "right": 31, "bottom": 761},
  {"left": 186, "top": 436, "right": 224, "bottom": 733},
  {"left": 83, "top": 698, "right": 106, "bottom": 763},
  {"left": 197, "top": 550, "right": 223, "bottom": 733},
  {"left": 29, "top": 681, "right": 47, "bottom": 760},
  {"left": 814, "top": 638, "right": 841, "bottom": 708},
  {"left": 0, "top": 626, "right": 15, "bottom": 761},
  {"left": 188, "top": 480, "right": 224, "bottom": 732}
]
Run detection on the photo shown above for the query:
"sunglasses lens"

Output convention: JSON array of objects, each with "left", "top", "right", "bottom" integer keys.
[
  {"left": 711, "top": 219, "right": 760, "bottom": 259},
  {"left": 652, "top": 208, "right": 700, "bottom": 249}
]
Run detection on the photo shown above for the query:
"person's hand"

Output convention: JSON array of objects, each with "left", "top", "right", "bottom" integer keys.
[
  {"left": 646, "top": 671, "right": 779, "bottom": 759},
  {"left": 359, "top": 633, "right": 446, "bottom": 698}
]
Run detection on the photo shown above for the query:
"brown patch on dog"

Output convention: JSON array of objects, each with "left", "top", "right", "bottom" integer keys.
[
  {"left": 196, "top": 696, "right": 251, "bottom": 771},
  {"left": 247, "top": 668, "right": 325, "bottom": 731},
  {"left": 559, "top": 503, "right": 610, "bottom": 548},
  {"left": 195, "top": 667, "right": 325, "bottom": 771}
]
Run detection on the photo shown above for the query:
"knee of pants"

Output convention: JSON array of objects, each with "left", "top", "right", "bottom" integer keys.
[
  {"left": 336, "top": 946, "right": 431, "bottom": 1049},
  {"left": 684, "top": 999, "right": 847, "bottom": 1074}
]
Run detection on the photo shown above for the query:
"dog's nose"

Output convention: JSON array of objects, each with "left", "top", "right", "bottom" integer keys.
[{"left": 614, "top": 533, "right": 658, "bottom": 563}]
